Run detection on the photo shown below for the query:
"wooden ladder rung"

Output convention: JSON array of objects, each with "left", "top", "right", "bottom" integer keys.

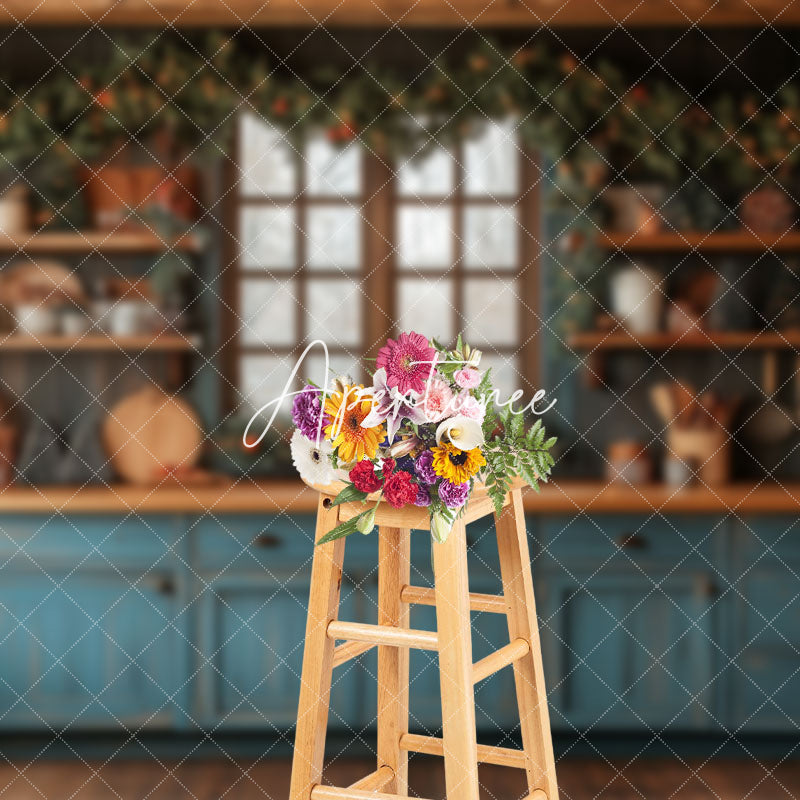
[
  {"left": 327, "top": 620, "right": 438, "bottom": 651},
  {"left": 399, "top": 733, "right": 528, "bottom": 770},
  {"left": 348, "top": 765, "right": 394, "bottom": 791},
  {"left": 332, "top": 640, "right": 376, "bottom": 668},
  {"left": 472, "top": 637, "right": 530, "bottom": 684},
  {"left": 312, "top": 787, "right": 434, "bottom": 800},
  {"left": 400, "top": 584, "right": 507, "bottom": 614}
]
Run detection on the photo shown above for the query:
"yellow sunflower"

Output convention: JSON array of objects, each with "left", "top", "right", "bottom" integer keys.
[
  {"left": 324, "top": 385, "right": 384, "bottom": 463},
  {"left": 431, "top": 442, "right": 486, "bottom": 484}
]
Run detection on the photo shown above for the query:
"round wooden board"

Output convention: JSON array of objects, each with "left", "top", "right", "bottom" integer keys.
[
  {"left": 0, "top": 259, "right": 85, "bottom": 306},
  {"left": 102, "top": 386, "right": 203, "bottom": 484}
]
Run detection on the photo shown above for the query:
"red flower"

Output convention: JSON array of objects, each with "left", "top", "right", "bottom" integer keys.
[
  {"left": 383, "top": 471, "right": 417, "bottom": 509},
  {"left": 349, "top": 459, "right": 382, "bottom": 493},
  {"left": 381, "top": 458, "right": 396, "bottom": 479}
]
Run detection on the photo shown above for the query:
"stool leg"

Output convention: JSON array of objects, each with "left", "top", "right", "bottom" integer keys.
[
  {"left": 495, "top": 489, "right": 559, "bottom": 800},
  {"left": 377, "top": 526, "right": 411, "bottom": 794},
  {"left": 432, "top": 518, "right": 480, "bottom": 800},
  {"left": 289, "top": 496, "right": 346, "bottom": 800}
]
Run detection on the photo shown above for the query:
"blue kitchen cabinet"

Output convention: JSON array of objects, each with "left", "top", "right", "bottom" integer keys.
[
  {"left": 728, "top": 517, "right": 800, "bottom": 732},
  {"left": 541, "top": 569, "right": 719, "bottom": 732},
  {"left": 194, "top": 573, "right": 361, "bottom": 730},
  {"left": 0, "top": 507, "right": 791, "bottom": 742},
  {"left": 0, "top": 570, "right": 181, "bottom": 730}
]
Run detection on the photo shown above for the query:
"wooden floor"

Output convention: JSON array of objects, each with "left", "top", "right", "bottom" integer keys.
[{"left": 0, "top": 757, "right": 799, "bottom": 799}]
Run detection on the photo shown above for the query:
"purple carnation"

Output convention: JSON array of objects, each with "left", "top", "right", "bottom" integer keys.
[
  {"left": 292, "top": 385, "right": 329, "bottom": 441},
  {"left": 414, "top": 450, "right": 437, "bottom": 485},
  {"left": 413, "top": 484, "right": 432, "bottom": 507},
  {"left": 438, "top": 479, "right": 470, "bottom": 509}
]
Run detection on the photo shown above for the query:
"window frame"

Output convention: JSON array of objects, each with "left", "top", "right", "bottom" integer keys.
[{"left": 223, "top": 118, "right": 541, "bottom": 412}]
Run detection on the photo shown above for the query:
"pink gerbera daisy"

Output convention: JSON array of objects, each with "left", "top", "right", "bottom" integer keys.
[{"left": 376, "top": 332, "right": 436, "bottom": 395}]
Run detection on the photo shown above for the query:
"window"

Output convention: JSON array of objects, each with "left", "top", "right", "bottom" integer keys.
[
  {"left": 394, "top": 119, "right": 537, "bottom": 400},
  {"left": 229, "top": 114, "right": 539, "bottom": 413},
  {"left": 231, "top": 112, "right": 367, "bottom": 413}
]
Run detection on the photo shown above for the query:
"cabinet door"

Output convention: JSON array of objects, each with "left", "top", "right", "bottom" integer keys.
[
  {"left": 0, "top": 572, "right": 180, "bottom": 730},
  {"left": 542, "top": 571, "right": 717, "bottom": 732},
  {"left": 196, "top": 575, "right": 359, "bottom": 730},
  {"left": 730, "top": 558, "right": 800, "bottom": 731}
]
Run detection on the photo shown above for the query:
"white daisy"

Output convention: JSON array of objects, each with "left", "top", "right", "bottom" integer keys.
[{"left": 290, "top": 429, "right": 336, "bottom": 485}]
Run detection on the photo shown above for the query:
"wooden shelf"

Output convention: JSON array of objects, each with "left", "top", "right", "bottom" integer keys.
[
  {"left": 5, "top": 0, "right": 800, "bottom": 27},
  {"left": 0, "top": 230, "right": 199, "bottom": 254},
  {"left": 599, "top": 230, "right": 800, "bottom": 253},
  {"left": 0, "top": 333, "right": 200, "bottom": 352},
  {"left": 0, "top": 479, "right": 796, "bottom": 515},
  {"left": 569, "top": 329, "right": 800, "bottom": 352}
]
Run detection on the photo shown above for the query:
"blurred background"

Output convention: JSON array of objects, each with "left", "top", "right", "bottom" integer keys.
[{"left": 0, "top": 1, "right": 798, "bottom": 798}]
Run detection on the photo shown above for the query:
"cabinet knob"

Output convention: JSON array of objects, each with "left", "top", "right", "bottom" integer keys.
[
  {"left": 616, "top": 532, "right": 647, "bottom": 549},
  {"left": 155, "top": 577, "right": 175, "bottom": 595},
  {"left": 253, "top": 532, "right": 281, "bottom": 549}
]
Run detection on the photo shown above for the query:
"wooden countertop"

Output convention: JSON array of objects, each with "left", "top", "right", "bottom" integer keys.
[{"left": 0, "top": 480, "right": 798, "bottom": 515}]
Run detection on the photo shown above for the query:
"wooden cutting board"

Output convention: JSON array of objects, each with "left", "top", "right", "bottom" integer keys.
[{"left": 102, "top": 386, "right": 203, "bottom": 484}]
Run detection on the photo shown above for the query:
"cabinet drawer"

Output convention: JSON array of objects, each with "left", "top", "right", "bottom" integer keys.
[
  {"left": 192, "top": 514, "right": 316, "bottom": 570},
  {"left": 0, "top": 514, "right": 177, "bottom": 567},
  {"left": 737, "top": 516, "right": 800, "bottom": 561},
  {"left": 740, "top": 560, "right": 800, "bottom": 646},
  {"left": 540, "top": 514, "right": 719, "bottom": 564}
]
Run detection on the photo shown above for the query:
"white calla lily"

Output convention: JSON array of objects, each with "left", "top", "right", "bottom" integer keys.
[{"left": 435, "top": 416, "right": 484, "bottom": 450}]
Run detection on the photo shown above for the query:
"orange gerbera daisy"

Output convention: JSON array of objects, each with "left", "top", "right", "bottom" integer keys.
[{"left": 324, "top": 385, "right": 384, "bottom": 463}]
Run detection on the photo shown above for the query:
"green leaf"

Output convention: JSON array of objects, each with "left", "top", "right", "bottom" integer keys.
[
  {"left": 316, "top": 509, "right": 373, "bottom": 545},
  {"left": 330, "top": 484, "right": 369, "bottom": 507}
]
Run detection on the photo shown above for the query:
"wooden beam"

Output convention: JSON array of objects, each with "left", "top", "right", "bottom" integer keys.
[
  {"left": 5, "top": 0, "right": 800, "bottom": 27},
  {"left": 347, "top": 766, "right": 394, "bottom": 792},
  {"left": 312, "top": 787, "right": 432, "bottom": 800},
  {"left": 399, "top": 733, "right": 527, "bottom": 770},
  {"left": 331, "top": 640, "right": 375, "bottom": 669},
  {"left": 400, "top": 585, "right": 507, "bottom": 615},
  {"left": 327, "top": 620, "right": 438, "bottom": 651},
  {"left": 472, "top": 638, "right": 530, "bottom": 684}
]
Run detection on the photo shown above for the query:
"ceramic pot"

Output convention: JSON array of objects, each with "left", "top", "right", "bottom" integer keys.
[
  {"left": 0, "top": 184, "right": 29, "bottom": 234},
  {"left": 603, "top": 183, "right": 666, "bottom": 234},
  {"left": 13, "top": 303, "right": 59, "bottom": 336},
  {"left": 83, "top": 165, "right": 138, "bottom": 230},
  {"left": 740, "top": 185, "right": 796, "bottom": 233},
  {"left": 609, "top": 263, "right": 662, "bottom": 334},
  {"left": 108, "top": 300, "right": 151, "bottom": 336}
]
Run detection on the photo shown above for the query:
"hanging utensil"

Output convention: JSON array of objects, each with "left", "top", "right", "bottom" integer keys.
[{"left": 743, "top": 351, "right": 794, "bottom": 444}]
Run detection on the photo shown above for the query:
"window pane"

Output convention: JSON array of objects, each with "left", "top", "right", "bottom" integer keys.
[
  {"left": 238, "top": 354, "right": 297, "bottom": 414},
  {"left": 463, "top": 205, "right": 518, "bottom": 269},
  {"left": 307, "top": 206, "right": 361, "bottom": 271},
  {"left": 397, "top": 206, "right": 453, "bottom": 270},
  {"left": 306, "top": 279, "right": 362, "bottom": 346},
  {"left": 397, "top": 148, "right": 455, "bottom": 197},
  {"left": 463, "top": 277, "right": 518, "bottom": 346},
  {"left": 238, "top": 278, "right": 297, "bottom": 346},
  {"left": 303, "top": 352, "right": 362, "bottom": 388},
  {"left": 479, "top": 354, "right": 520, "bottom": 404},
  {"left": 305, "top": 135, "right": 361, "bottom": 197},
  {"left": 238, "top": 113, "right": 297, "bottom": 197},
  {"left": 240, "top": 206, "right": 296, "bottom": 269},
  {"left": 396, "top": 278, "right": 454, "bottom": 341},
  {"left": 464, "top": 119, "right": 519, "bottom": 197}
]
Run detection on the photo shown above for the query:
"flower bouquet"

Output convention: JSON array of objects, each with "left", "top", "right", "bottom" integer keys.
[{"left": 289, "top": 332, "right": 556, "bottom": 544}]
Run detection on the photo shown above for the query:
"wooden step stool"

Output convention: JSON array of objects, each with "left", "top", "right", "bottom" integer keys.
[{"left": 289, "top": 481, "right": 559, "bottom": 800}]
